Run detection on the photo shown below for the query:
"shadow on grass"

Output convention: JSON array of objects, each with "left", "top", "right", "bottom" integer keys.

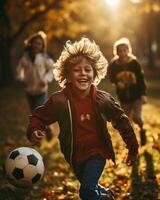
[{"left": 128, "top": 150, "right": 159, "bottom": 200}]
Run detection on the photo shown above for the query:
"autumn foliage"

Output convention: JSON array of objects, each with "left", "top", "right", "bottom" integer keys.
[{"left": 0, "top": 79, "right": 160, "bottom": 199}]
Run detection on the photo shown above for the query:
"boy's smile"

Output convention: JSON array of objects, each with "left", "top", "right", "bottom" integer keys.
[{"left": 68, "top": 57, "right": 94, "bottom": 97}]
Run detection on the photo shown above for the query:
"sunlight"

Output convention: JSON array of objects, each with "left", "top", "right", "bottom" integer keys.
[
  {"left": 130, "top": 0, "right": 142, "bottom": 4},
  {"left": 105, "top": 0, "right": 120, "bottom": 8}
]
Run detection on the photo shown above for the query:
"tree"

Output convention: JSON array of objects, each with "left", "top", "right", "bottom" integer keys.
[
  {"left": 0, "top": 0, "right": 88, "bottom": 85},
  {"left": 130, "top": 0, "right": 160, "bottom": 68},
  {"left": 1, "top": 0, "right": 159, "bottom": 86}
]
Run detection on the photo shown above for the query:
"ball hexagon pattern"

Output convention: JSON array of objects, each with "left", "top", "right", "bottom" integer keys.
[{"left": 5, "top": 147, "right": 44, "bottom": 187}]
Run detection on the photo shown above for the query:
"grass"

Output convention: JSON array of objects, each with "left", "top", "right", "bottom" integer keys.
[{"left": 0, "top": 79, "right": 160, "bottom": 200}]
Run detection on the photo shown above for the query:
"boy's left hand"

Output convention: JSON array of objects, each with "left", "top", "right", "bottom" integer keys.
[
  {"left": 125, "top": 152, "right": 138, "bottom": 166},
  {"left": 141, "top": 95, "right": 147, "bottom": 104}
]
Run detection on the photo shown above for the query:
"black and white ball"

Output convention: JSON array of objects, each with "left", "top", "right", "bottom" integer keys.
[{"left": 5, "top": 147, "right": 44, "bottom": 187}]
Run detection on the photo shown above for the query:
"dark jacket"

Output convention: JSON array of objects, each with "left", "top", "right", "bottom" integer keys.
[
  {"left": 108, "top": 58, "right": 146, "bottom": 103},
  {"left": 27, "top": 88, "right": 138, "bottom": 166}
]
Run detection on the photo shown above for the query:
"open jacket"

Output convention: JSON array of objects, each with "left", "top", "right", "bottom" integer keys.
[{"left": 27, "top": 88, "right": 138, "bottom": 166}]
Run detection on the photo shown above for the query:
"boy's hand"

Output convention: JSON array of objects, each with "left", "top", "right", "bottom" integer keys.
[
  {"left": 30, "top": 130, "right": 45, "bottom": 145},
  {"left": 141, "top": 95, "right": 147, "bottom": 104},
  {"left": 125, "top": 152, "right": 138, "bottom": 166}
]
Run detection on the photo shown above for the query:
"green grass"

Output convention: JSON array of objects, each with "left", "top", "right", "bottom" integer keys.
[{"left": 0, "top": 79, "right": 160, "bottom": 200}]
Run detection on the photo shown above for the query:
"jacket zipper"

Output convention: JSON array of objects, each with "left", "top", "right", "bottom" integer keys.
[{"left": 67, "top": 100, "right": 73, "bottom": 166}]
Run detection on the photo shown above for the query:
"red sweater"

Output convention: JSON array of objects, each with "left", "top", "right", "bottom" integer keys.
[{"left": 64, "top": 85, "right": 108, "bottom": 163}]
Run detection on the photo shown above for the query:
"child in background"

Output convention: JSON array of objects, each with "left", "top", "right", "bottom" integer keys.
[
  {"left": 108, "top": 37, "right": 147, "bottom": 145},
  {"left": 27, "top": 37, "right": 139, "bottom": 200},
  {"left": 16, "top": 31, "right": 54, "bottom": 141}
]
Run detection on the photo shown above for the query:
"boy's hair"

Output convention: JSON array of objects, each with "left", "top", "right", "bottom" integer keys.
[
  {"left": 24, "top": 31, "right": 47, "bottom": 53},
  {"left": 113, "top": 37, "right": 135, "bottom": 59},
  {"left": 54, "top": 37, "right": 108, "bottom": 87}
]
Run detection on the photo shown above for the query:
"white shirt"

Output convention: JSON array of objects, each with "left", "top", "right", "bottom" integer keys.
[{"left": 16, "top": 52, "right": 54, "bottom": 95}]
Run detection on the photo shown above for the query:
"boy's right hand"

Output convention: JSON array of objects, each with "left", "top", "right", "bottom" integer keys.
[
  {"left": 125, "top": 151, "right": 138, "bottom": 166},
  {"left": 30, "top": 130, "right": 45, "bottom": 145}
]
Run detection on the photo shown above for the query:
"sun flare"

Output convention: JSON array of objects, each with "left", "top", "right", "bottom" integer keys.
[{"left": 105, "top": 0, "right": 119, "bottom": 8}]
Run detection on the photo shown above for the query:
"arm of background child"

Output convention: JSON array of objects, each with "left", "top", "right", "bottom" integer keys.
[
  {"left": 107, "top": 63, "right": 117, "bottom": 84},
  {"left": 44, "top": 58, "right": 55, "bottom": 83},
  {"left": 135, "top": 60, "right": 147, "bottom": 96},
  {"left": 16, "top": 57, "right": 26, "bottom": 81},
  {"left": 141, "top": 95, "right": 147, "bottom": 104}
]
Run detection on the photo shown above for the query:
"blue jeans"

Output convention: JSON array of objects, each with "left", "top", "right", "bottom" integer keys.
[
  {"left": 73, "top": 155, "right": 107, "bottom": 200},
  {"left": 26, "top": 92, "right": 47, "bottom": 112}
]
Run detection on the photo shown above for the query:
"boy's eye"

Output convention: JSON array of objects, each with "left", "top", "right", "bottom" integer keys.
[
  {"left": 72, "top": 66, "right": 93, "bottom": 73},
  {"left": 73, "top": 68, "right": 80, "bottom": 72},
  {"left": 85, "top": 68, "right": 91, "bottom": 72}
]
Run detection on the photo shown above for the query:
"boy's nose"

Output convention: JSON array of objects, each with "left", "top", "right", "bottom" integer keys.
[{"left": 80, "top": 69, "right": 86, "bottom": 75}]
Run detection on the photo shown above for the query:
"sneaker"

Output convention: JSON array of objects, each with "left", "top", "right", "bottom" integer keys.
[
  {"left": 100, "top": 189, "right": 115, "bottom": 200},
  {"left": 140, "top": 129, "right": 147, "bottom": 146}
]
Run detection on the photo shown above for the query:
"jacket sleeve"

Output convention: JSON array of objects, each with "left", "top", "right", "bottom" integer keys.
[
  {"left": 98, "top": 92, "right": 139, "bottom": 154},
  {"left": 134, "top": 60, "right": 146, "bottom": 95},
  {"left": 107, "top": 61, "right": 117, "bottom": 84},
  {"left": 27, "top": 96, "right": 57, "bottom": 141},
  {"left": 16, "top": 57, "right": 26, "bottom": 81},
  {"left": 43, "top": 58, "right": 54, "bottom": 83}
]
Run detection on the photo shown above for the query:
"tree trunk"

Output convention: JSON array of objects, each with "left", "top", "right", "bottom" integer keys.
[{"left": 0, "top": 37, "right": 13, "bottom": 86}]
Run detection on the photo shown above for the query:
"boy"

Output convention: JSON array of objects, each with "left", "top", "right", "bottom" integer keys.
[
  {"left": 16, "top": 31, "right": 54, "bottom": 141},
  {"left": 108, "top": 37, "right": 147, "bottom": 146},
  {"left": 27, "top": 37, "right": 139, "bottom": 200}
]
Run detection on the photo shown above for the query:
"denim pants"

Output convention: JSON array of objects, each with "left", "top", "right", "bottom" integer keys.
[
  {"left": 73, "top": 155, "right": 107, "bottom": 200},
  {"left": 26, "top": 92, "right": 47, "bottom": 112}
]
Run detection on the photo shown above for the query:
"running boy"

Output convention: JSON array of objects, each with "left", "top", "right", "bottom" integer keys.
[
  {"left": 108, "top": 37, "right": 147, "bottom": 145},
  {"left": 27, "top": 37, "right": 139, "bottom": 200}
]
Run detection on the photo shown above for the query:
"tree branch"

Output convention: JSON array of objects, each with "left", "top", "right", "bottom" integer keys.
[{"left": 10, "top": 1, "right": 63, "bottom": 43}]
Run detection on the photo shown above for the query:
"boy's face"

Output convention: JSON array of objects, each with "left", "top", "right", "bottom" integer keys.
[
  {"left": 117, "top": 44, "right": 129, "bottom": 60},
  {"left": 67, "top": 57, "right": 94, "bottom": 96},
  {"left": 31, "top": 37, "right": 44, "bottom": 54}
]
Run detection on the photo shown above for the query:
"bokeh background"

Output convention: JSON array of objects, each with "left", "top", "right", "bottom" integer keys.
[
  {"left": 0, "top": 1, "right": 160, "bottom": 200},
  {"left": 1, "top": 0, "right": 160, "bottom": 85}
]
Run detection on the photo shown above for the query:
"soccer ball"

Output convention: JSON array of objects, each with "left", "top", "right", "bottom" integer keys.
[{"left": 5, "top": 147, "right": 44, "bottom": 188}]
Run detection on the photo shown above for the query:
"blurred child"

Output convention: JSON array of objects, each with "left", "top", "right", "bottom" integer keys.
[
  {"left": 108, "top": 37, "right": 147, "bottom": 145},
  {"left": 27, "top": 37, "right": 139, "bottom": 200},
  {"left": 16, "top": 31, "right": 54, "bottom": 141}
]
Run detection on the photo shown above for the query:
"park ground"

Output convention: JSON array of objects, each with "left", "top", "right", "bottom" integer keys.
[{"left": 0, "top": 78, "right": 160, "bottom": 200}]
